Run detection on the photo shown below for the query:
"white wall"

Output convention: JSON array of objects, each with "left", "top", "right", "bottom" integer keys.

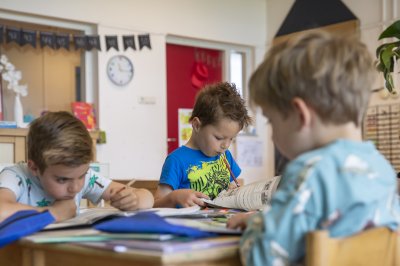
[
  {"left": 96, "top": 26, "right": 167, "bottom": 180},
  {"left": 0, "top": 0, "right": 271, "bottom": 182},
  {"left": 1, "top": 0, "right": 398, "bottom": 182},
  {"left": 265, "top": 0, "right": 400, "bottom": 91}
]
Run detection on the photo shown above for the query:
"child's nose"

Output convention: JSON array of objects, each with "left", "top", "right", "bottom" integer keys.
[
  {"left": 68, "top": 182, "right": 80, "bottom": 193},
  {"left": 221, "top": 140, "right": 231, "bottom": 150}
]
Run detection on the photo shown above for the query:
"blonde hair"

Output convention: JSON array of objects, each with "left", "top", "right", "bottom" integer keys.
[
  {"left": 249, "top": 30, "right": 375, "bottom": 126},
  {"left": 28, "top": 111, "right": 93, "bottom": 173}
]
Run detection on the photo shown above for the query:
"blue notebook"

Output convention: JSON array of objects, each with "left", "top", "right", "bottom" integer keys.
[{"left": 95, "top": 212, "right": 216, "bottom": 238}]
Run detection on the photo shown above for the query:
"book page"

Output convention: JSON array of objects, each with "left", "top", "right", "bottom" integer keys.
[
  {"left": 44, "top": 205, "right": 202, "bottom": 230},
  {"left": 45, "top": 207, "right": 124, "bottom": 230},
  {"left": 203, "top": 175, "right": 281, "bottom": 211}
]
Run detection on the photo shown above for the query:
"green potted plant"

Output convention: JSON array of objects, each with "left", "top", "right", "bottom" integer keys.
[{"left": 376, "top": 20, "right": 400, "bottom": 93}]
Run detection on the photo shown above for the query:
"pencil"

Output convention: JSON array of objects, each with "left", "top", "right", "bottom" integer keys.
[
  {"left": 126, "top": 179, "right": 136, "bottom": 187},
  {"left": 115, "top": 178, "right": 136, "bottom": 194},
  {"left": 222, "top": 156, "right": 240, "bottom": 188}
]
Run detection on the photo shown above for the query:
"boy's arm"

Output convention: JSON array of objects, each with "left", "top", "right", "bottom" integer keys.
[
  {"left": 0, "top": 188, "right": 76, "bottom": 223},
  {"left": 102, "top": 181, "right": 154, "bottom": 210},
  {"left": 153, "top": 184, "right": 209, "bottom": 208}
]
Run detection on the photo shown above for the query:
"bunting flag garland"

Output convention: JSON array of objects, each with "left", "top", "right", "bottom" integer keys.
[
  {"left": 40, "top": 32, "right": 56, "bottom": 49},
  {"left": 138, "top": 34, "right": 151, "bottom": 50},
  {"left": 87, "top": 35, "right": 101, "bottom": 51},
  {"left": 74, "top": 35, "right": 87, "bottom": 50},
  {"left": 105, "top": 35, "right": 119, "bottom": 51},
  {"left": 21, "top": 29, "right": 37, "bottom": 48},
  {"left": 6, "top": 27, "right": 21, "bottom": 45},
  {"left": 123, "top": 35, "right": 136, "bottom": 51},
  {"left": 55, "top": 33, "right": 70, "bottom": 50},
  {"left": 0, "top": 25, "right": 152, "bottom": 53}
]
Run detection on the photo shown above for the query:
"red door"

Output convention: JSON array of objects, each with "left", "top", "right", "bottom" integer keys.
[{"left": 166, "top": 44, "right": 223, "bottom": 154}]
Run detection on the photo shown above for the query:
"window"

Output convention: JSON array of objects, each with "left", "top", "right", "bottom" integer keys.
[{"left": 230, "top": 51, "right": 244, "bottom": 96}]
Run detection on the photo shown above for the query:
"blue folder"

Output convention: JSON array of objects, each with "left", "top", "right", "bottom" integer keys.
[
  {"left": 95, "top": 211, "right": 216, "bottom": 238},
  {"left": 0, "top": 210, "right": 55, "bottom": 248}
]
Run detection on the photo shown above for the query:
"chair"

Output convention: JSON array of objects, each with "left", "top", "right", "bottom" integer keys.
[{"left": 305, "top": 227, "right": 400, "bottom": 266}]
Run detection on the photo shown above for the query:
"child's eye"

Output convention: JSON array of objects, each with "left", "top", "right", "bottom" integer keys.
[
  {"left": 215, "top": 136, "right": 223, "bottom": 141},
  {"left": 57, "top": 178, "right": 68, "bottom": 184}
]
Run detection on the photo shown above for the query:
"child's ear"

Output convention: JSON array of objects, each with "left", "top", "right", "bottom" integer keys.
[
  {"left": 191, "top": 117, "right": 202, "bottom": 132},
  {"left": 291, "top": 97, "right": 311, "bottom": 128},
  {"left": 27, "top": 160, "right": 40, "bottom": 176}
]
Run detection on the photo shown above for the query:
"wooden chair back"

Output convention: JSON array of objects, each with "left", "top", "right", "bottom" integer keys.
[{"left": 305, "top": 227, "right": 400, "bottom": 266}]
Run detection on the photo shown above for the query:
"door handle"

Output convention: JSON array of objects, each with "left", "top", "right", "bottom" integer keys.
[{"left": 167, "top": 138, "right": 177, "bottom": 142}]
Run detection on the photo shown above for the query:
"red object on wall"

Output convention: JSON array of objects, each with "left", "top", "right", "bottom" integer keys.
[
  {"left": 166, "top": 44, "right": 223, "bottom": 154},
  {"left": 71, "top": 102, "right": 96, "bottom": 130}
]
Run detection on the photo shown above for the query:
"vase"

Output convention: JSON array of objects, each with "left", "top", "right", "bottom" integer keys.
[{"left": 14, "top": 94, "right": 24, "bottom": 128}]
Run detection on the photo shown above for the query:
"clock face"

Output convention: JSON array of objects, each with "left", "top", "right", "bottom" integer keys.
[{"left": 107, "top": 55, "right": 134, "bottom": 86}]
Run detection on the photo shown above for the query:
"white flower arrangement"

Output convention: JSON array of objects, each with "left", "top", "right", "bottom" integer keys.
[{"left": 0, "top": 54, "right": 28, "bottom": 97}]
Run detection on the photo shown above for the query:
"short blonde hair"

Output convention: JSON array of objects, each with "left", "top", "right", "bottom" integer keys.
[
  {"left": 28, "top": 111, "right": 93, "bottom": 173},
  {"left": 249, "top": 30, "right": 375, "bottom": 126}
]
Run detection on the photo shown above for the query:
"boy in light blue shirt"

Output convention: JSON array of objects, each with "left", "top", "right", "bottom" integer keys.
[{"left": 228, "top": 31, "right": 400, "bottom": 265}]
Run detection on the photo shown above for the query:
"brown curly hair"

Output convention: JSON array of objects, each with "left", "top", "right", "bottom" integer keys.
[{"left": 189, "top": 82, "right": 252, "bottom": 129}]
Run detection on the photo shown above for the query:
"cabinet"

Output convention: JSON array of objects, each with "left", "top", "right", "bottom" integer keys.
[
  {"left": 0, "top": 128, "right": 99, "bottom": 164},
  {"left": 0, "top": 128, "right": 28, "bottom": 163}
]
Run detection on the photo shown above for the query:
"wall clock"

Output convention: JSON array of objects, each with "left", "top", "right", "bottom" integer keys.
[{"left": 107, "top": 55, "right": 134, "bottom": 86}]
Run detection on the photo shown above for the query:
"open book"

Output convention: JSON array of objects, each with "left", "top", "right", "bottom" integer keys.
[
  {"left": 202, "top": 175, "right": 281, "bottom": 211},
  {"left": 45, "top": 205, "right": 201, "bottom": 230}
]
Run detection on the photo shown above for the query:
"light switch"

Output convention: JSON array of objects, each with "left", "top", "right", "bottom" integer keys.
[{"left": 138, "top": 96, "right": 157, "bottom": 105}]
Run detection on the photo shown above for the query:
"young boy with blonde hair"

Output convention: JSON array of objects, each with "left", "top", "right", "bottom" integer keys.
[
  {"left": 154, "top": 82, "right": 252, "bottom": 207},
  {"left": 0, "top": 111, "right": 154, "bottom": 223},
  {"left": 228, "top": 31, "right": 400, "bottom": 265}
]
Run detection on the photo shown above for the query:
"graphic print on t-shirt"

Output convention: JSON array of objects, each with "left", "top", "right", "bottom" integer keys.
[{"left": 187, "top": 156, "right": 230, "bottom": 199}]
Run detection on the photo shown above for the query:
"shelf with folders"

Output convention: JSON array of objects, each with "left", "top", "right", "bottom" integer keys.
[{"left": 363, "top": 104, "right": 400, "bottom": 172}]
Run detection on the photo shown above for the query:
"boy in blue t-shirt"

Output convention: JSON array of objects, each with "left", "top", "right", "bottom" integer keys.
[
  {"left": 154, "top": 82, "right": 252, "bottom": 208},
  {"left": 227, "top": 31, "right": 400, "bottom": 265}
]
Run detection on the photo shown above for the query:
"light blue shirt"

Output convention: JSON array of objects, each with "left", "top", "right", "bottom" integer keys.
[{"left": 240, "top": 139, "right": 400, "bottom": 266}]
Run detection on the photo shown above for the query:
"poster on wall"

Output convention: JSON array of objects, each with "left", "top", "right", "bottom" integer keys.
[
  {"left": 178, "top": 108, "right": 192, "bottom": 147},
  {"left": 236, "top": 138, "right": 263, "bottom": 167}
]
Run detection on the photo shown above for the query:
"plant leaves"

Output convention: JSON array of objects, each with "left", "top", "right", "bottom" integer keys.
[
  {"left": 379, "top": 20, "right": 400, "bottom": 40},
  {"left": 376, "top": 43, "right": 389, "bottom": 58},
  {"left": 385, "top": 71, "right": 394, "bottom": 92}
]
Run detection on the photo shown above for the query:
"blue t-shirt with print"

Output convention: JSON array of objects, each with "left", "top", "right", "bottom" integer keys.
[{"left": 159, "top": 146, "right": 241, "bottom": 199}]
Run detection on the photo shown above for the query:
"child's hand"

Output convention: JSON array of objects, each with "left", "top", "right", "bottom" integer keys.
[
  {"left": 49, "top": 199, "right": 77, "bottom": 222},
  {"left": 109, "top": 187, "right": 140, "bottom": 211},
  {"left": 171, "top": 189, "right": 209, "bottom": 207},
  {"left": 228, "top": 182, "right": 239, "bottom": 190},
  {"left": 226, "top": 212, "right": 256, "bottom": 230}
]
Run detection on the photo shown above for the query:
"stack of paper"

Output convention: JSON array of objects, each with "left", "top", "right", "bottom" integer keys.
[{"left": 24, "top": 228, "right": 174, "bottom": 243}]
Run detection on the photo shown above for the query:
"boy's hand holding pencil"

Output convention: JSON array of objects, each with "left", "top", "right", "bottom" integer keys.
[{"left": 109, "top": 179, "right": 141, "bottom": 211}]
